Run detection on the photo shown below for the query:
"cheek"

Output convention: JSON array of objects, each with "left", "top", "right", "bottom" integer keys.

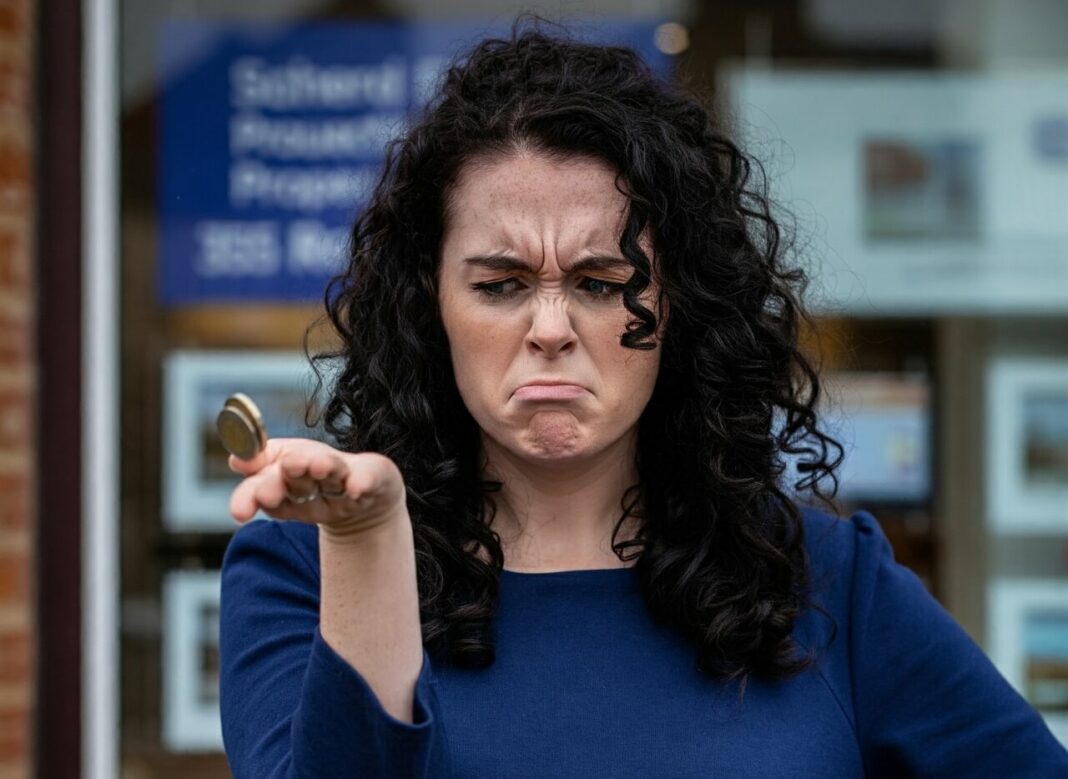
[
  {"left": 611, "top": 348, "right": 661, "bottom": 393},
  {"left": 460, "top": 332, "right": 508, "bottom": 380},
  {"left": 598, "top": 320, "right": 661, "bottom": 390},
  {"left": 441, "top": 305, "right": 511, "bottom": 399}
]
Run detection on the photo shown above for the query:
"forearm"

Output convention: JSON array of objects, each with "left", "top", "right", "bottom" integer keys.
[{"left": 318, "top": 511, "right": 424, "bottom": 724}]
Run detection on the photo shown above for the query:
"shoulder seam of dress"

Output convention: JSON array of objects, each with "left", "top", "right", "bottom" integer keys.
[
  {"left": 845, "top": 510, "right": 864, "bottom": 751},
  {"left": 801, "top": 508, "right": 861, "bottom": 740},
  {"left": 814, "top": 662, "right": 859, "bottom": 740}
]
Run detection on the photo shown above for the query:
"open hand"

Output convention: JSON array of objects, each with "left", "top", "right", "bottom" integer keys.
[{"left": 227, "top": 438, "right": 407, "bottom": 542}]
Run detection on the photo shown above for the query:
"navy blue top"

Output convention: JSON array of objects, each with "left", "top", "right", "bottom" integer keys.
[{"left": 218, "top": 506, "right": 1068, "bottom": 777}]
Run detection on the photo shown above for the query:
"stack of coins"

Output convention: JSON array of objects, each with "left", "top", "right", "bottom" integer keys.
[{"left": 216, "top": 393, "right": 268, "bottom": 461}]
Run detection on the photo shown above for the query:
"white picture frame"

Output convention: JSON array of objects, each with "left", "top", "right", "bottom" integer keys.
[
  {"left": 779, "top": 370, "right": 932, "bottom": 505},
  {"left": 985, "top": 356, "right": 1068, "bottom": 535},
  {"left": 987, "top": 579, "right": 1068, "bottom": 748},
  {"left": 162, "top": 569, "right": 223, "bottom": 752},
  {"left": 822, "top": 370, "right": 932, "bottom": 504},
  {"left": 162, "top": 349, "right": 332, "bottom": 531},
  {"left": 722, "top": 69, "right": 1068, "bottom": 314}
]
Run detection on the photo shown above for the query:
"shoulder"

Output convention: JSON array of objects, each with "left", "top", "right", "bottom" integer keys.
[
  {"left": 790, "top": 502, "right": 899, "bottom": 652},
  {"left": 797, "top": 502, "right": 891, "bottom": 588},
  {"left": 798, "top": 503, "right": 927, "bottom": 630},
  {"left": 792, "top": 500, "right": 955, "bottom": 658}
]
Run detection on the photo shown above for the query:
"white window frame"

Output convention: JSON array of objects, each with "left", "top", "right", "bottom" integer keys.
[{"left": 83, "top": 0, "right": 119, "bottom": 777}]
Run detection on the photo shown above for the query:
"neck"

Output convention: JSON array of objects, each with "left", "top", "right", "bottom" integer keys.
[{"left": 479, "top": 429, "right": 642, "bottom": 572}]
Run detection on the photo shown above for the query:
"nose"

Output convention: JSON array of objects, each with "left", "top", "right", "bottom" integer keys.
[{"left": 526, "top": 291, "right": 576, "bottom": 357}]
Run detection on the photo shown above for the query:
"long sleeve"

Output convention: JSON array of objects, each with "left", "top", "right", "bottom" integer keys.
[
  {"left": 218, "top": 518, "right": 452, "bottom": 778},
  {"left": 848, "top": 510, "right": 1068, "bottom": 777}
]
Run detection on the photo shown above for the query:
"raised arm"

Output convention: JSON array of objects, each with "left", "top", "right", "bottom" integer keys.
[{"left": 219, "top": 439, "right": 451, "bottom": 778}]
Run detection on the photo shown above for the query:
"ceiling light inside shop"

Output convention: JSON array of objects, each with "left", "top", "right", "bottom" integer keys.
[{"left": 654, "top": 22, "right": 689, "bottom": 55}]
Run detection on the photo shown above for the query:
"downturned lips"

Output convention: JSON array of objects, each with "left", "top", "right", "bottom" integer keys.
[{"left": 513, "top": 381, "right": 589, "bottom": 401}]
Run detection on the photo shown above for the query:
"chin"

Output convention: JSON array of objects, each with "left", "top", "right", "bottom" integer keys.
[
  {"left": 518, "top": 443, "right": 592, "bottom": 463},
  {"left": 479, "top": 411, "right": 618, "bottom": 465},
  {"left": 515, "top": 430, "right": 614, "bottom": 466}
]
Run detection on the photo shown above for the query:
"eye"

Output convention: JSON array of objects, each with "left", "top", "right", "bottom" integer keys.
[
  {"left": 470, "top": 278, "right": 526, "bottom": 301},
  {"left": 579, "top": 277, "right": 625, "bottom": 299},
  {"left": 470, "top": 277, "right": 626, "bottom": 302}
]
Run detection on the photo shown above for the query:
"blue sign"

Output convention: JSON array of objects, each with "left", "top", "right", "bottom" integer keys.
[{"left": 158, "top": 20, "right": 672, "bottom": 305}]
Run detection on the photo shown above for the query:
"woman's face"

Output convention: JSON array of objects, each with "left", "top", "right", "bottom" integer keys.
[{"left": 437, "top": 150, "right": 665, "bottom": 467}]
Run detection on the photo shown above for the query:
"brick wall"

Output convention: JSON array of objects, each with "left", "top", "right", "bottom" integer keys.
[{"left": 0, "top": 0, "right": 35, "bottom": 777}]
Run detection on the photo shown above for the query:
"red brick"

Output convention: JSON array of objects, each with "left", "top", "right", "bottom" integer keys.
[
  {"left": 0, "top": 222, "right": 27, "bottom": 289},
  {"left": 0, "top": 307, "right": 26, "bottom": 364},
  {"left": 0, "top": 386, "right": 27, "bottom": 450},
  {"left": 0, "top": 0, "right": 31, "bottom": 771},
  {"left": 0, "top": 632, "right": 28, "bottom": 685},
  {"left": 0, "top": 9, "right": 19, "bottom": 37},
  {"left": 0, "top": 554, "right": 26, "bottom": 603},
  {"left": 0, "top": 468, "right": 27, "bottom": 523},
  {"left": 0, "top": 0, "right": 30, "bottom": 34},
  {"left": 0, "top": 468, "right": 26, "bottom": 527},
  {"left": 0, "top": 491, "right": 27, "bottom": 532},
  {"left": 0, "top": 138, "right": 27, "bottom": 189},
  {"left": 0, "top": 708, "right": 28, "bottom": 762},
  {"left": 0, "top": 60, "right": 26, "bottom": 115},
  {"left": 0, "top": 154, "right": 28, "bottom": 220}
]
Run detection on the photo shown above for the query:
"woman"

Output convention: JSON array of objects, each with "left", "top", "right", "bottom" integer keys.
[{"left": 218, "top": 21, "right": 1068, "bottom": 778}]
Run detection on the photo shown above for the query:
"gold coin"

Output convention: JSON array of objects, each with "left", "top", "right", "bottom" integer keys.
[{"left": 216, "top": 393, "right": 268, "bottom": 460}]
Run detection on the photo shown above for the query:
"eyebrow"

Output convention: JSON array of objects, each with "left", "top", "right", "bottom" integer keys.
[{"left": 461, "top": 254, "right": 631, "bottom": 273}]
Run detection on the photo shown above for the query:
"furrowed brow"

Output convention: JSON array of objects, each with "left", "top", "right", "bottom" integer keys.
[
  {"left": 461, "top": 254, "right": 630, "bottom": 273},
  {"left": 462, "top": 254, "right": 535, "bottom": 272},
  {"left": 566, "top": 256, "right": 631, "bottom": 273}
]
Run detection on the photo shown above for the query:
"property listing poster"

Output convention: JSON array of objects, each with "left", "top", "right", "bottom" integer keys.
[{"left": 158, "top": 20, "right": 671, "bottom": 305}]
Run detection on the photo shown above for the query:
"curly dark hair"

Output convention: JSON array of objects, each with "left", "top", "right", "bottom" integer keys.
[{"left": 304, "top": 16, "right": 846, "bottom": 697}]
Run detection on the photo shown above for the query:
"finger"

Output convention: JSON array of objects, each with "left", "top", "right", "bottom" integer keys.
[
  {"left": 278, "top": 451, "right": 321, "bottom": 502},
  {"left": 229, "top": 466, "right": 277, "bottom": 524},
  {"left": 253, "top": 462, "right": 298, "bottom": 513},
  {"left": 310, "top": 451, "right": 350, "bottom": 496},
  {"left": 341, "top": 455, "right": 382, "bottom": 500},
  {"left": 230, "top": 460, "right": 311, "bottom": 523},
  {"left": 307, "top": 462, "right": 369, "bottom": 513},
  {"left": 229, "top": 449, "right": 348, "bottom": 524}
]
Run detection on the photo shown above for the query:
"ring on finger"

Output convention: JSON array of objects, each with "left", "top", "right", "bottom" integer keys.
[
  {"left": 286, "top": 486, "right": 320, "bottom": 504},
  {"left": 321, "top": 485, "right": 348, "bottom": 499}
]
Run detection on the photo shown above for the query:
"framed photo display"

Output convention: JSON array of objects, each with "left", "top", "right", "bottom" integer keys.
[
  {"left": 985, "top": 357, "right": 1068, "bottom": 535},
  {"left": 722, "top": 69, "right": 1068, "bottom": 314},
  {"left": 987, "top": 579, "right": 1068, "bottom": 748},
  {"left": 780, "top": 371, "right": 932, "bottom": 505},
  {"left": 162, "top": 569, "right": 223, "bottom": 752},
  {"left": 162, "top": 349, "right": 333, "bottom": 531}
]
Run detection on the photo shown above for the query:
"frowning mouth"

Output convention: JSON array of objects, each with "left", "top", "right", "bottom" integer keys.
[{"left": 513, "top": 383, "right": 588, "bottom": 401}]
